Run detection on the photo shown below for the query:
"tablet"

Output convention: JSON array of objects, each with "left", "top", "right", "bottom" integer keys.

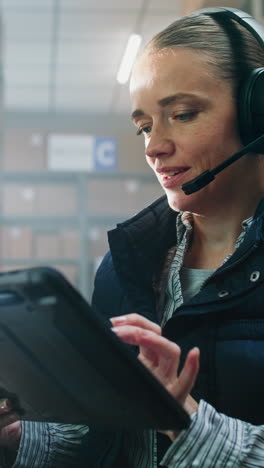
[{"left": 0, "top": 266, "right": 190, "bottom": 431}]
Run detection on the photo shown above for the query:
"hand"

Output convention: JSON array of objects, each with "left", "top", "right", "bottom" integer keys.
[
  {"left": 0, "top": 399, "right": 21, "bottom": 451},
  {"left": 111, "top": 314, "right": 199, "bottom": 439}
]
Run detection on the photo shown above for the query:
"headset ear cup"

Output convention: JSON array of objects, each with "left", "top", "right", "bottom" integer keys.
[{"left": 238, "top": 67, "right": 264, "bottom": 146}]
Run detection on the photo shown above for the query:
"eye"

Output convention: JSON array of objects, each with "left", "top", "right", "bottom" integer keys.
[
  {"left": 174, "top": 111, "right": 197, "bottom": 122},
  {"left": 136, "top": 125, "right": 152, "bottom": 136}
]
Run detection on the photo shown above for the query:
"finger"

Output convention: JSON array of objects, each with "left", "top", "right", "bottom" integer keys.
[
  {"left": 139, "top": 346, "right": 159, "bottom": 367},
  {"left": 110, "top": 314, "right": 161, "bottom": 335},
  {"left": 0, "top": 412, "right": 19, "bottom": 430},
  {"left": 112, "top": 325, "right": 178, "bottom": 358},
  {"left": 0, "top": 399, "right": 12, "bottom": 415},
  {"left": 112, "top": 324, "right": 160, "bottom": 368},
  {"left": 112, "top": 324, "right": 160, "bottom": 347},
  {"left": 139, "top": 345, "right": 180, "bottom": 383},
  {"left": 0, "top": 400, "right": 20, "bottom": 431},
  {"left": 141, "top": 336, "right": 181, "bottom": 382},
  {"left": 0, "top": 420, "right": 21, "bottom": 449},
  {"left": 112, "top": 325, "right": 181, "bottom": 379},
  {"left": 171, "top": 347, "right": 200, "bottom": 402}
]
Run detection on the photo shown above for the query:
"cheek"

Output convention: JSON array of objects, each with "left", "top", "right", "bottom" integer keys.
[
  {"left": 186, "top": 127, "right": 237, "bottom": 167},
  {"left": 145, "top": 155, "right": 155, "bottom": 170},
  {"left": 205, "top": 115, "right": 241, "bottom": 157}
]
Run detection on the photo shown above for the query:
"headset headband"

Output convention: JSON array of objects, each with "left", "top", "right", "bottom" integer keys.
[{"left": 196, "top": 7, "right": 264, "bottom": 48}]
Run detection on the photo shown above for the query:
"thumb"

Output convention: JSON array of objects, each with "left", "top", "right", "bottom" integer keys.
[{"left": 170, "top": 347, "right": 200, "bottom": 405}]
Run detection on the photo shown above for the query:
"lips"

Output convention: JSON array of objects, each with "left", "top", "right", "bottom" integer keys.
[
  {"left": 158, "top": 167, "right": 190, "bottom": 188},
  {"left": 161, "top": 169, "right": 187, "bottom": 179}
]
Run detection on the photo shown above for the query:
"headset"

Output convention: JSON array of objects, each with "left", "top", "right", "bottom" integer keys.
[
  {"left": 197, "top": 7, "right": 264, "bottom": 145},
  {"left": 182, "top": 7, "right": 264, "bottom": 195}
]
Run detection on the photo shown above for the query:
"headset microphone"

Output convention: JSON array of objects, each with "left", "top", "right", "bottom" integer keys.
[{"left": 182, "top": 133, "right": 264, "bottom": 195}]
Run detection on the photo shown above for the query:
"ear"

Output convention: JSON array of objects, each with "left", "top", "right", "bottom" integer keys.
[{"left": 238, "top": 67, "right": 264, "bottom": 145}]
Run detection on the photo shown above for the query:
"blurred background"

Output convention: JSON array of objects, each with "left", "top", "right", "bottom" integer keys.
[{"left": 0, "top": 0, "right": 262, "bottom": 299}]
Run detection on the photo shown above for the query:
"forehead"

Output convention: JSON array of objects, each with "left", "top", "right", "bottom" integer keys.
[{"left": 130, "top": 48, "right": 221, "bottom": 107}]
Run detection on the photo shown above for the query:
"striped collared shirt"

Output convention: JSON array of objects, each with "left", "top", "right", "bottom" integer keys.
[{"left": 2, "top": 213, "right": 260, "bottom": 468}]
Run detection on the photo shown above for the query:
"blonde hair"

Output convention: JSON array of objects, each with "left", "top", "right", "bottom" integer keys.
[{"left": 146, "top": 12, "right": 264, "bottom": 96}]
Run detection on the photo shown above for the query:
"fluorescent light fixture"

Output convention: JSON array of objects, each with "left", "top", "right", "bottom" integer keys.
[{"left": 117, "top": 33, "right": 142, "bottom": 84}]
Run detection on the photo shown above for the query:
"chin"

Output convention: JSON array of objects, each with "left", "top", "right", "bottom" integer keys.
[
  {"left": 166, "top": 191, "right": 191, "bottom": 212},
  {"left": 166, "top": 190, "right": 203, "bottom": 214}
]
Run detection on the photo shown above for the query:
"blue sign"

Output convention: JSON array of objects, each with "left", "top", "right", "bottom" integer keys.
[{"left": 94, "top": 137, "right": 117, "bottom": 170}]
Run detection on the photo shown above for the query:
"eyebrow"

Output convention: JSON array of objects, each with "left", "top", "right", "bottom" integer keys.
[{"left": 131, "top": 93, "right": 203, "bottom": 120}]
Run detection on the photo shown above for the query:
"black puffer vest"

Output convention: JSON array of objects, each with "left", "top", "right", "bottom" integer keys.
[{"left": 82, "top": 196, "right": 264, "bottom": 466}]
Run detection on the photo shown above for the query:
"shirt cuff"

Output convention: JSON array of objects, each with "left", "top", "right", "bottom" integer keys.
[
  {"left": 12, "top": 421, "right": 50, "bottom": 468},
  {"left": 161, "top": 400, "right": 244, "bottom": 467},
  {"left": 12, "top": 422, "right": 89, "bottom": 468}
]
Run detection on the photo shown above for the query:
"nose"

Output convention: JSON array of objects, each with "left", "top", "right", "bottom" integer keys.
[{"left": 145, "top": 129, "right": 175, "bottom": 159}]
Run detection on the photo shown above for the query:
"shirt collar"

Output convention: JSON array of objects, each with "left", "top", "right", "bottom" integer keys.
[{"left": 176, "top": 212, "right": 253, "bottom": 245}]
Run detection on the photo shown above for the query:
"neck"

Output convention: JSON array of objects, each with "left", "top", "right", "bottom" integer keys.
[
  {"left": 183, "top": 153, "right": 264, "bottom": 269},
  {"left": 183, "top": 195, "right": 262, "bottom": 270}
]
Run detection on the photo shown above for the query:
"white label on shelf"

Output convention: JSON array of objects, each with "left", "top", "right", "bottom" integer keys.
[{"left": 47, "top": 134, "right": 94, "bottom": 171}]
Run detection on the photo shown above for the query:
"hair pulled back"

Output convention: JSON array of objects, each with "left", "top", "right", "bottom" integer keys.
[{"left": 146, "top": 12, "right": 264, "bottom": 96}]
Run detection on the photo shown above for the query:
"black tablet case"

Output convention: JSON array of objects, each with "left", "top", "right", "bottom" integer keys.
[{"left": 0, "top": 267, "right": 190, "bottom": 431}]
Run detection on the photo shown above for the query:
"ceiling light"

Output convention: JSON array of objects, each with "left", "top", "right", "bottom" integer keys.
[{"left": 117, "top": 33, "right": 142, "bottom": 84}]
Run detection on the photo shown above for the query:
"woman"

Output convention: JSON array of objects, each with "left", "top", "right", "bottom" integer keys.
[
  {"left": 95, "top": 6, "right": 264, "bottom": 466},
  {"left": 0, "top": 7, "right": 263, "bottom": 468}
]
